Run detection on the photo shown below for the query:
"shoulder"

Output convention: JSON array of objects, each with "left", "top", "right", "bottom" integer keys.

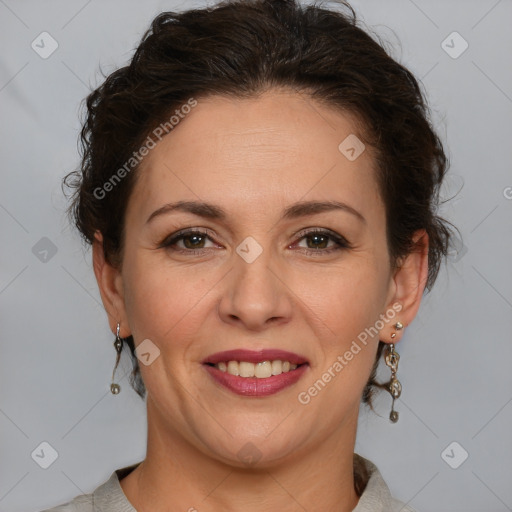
[
  {"left": 353, "top": 453, "right": 418, "bottom": 512},
  {"left": 38, "top": 461, "right": 141, "bottom": 512},
  {"left": 39, "top": 494, "right": 93, "bottom": 512}
]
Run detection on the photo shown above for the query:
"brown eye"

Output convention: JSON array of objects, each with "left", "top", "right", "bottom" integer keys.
[
  {"left": 177, "top": 232, "right": 208, "bottom": 249},
  {"left": 293, "top": 229, "right": 351, "bottom": 256},
  {"left": 159, "top": 229, "right": 217, "bottom": 254}
]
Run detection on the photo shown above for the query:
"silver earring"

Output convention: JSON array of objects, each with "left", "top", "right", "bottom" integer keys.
[
  {"left": 110, "top": 323, "right": 123, "bottom": 395},
  {"left": 385, "top": 321, "right": 403, "bottom": 423}
]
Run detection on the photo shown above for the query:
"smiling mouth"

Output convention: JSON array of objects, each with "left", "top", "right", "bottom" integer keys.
[{"left": 204, "top": 360, "right": 307, "bottom": 378}]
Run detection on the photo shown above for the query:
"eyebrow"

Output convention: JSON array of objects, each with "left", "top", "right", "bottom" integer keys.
[{"left": 145, "top": 199, "right": 366, "bottom": 225}]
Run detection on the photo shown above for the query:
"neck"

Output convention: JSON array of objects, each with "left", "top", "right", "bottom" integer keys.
[{"left": 120, "top": 399, "right": 361, "bottom": 512}]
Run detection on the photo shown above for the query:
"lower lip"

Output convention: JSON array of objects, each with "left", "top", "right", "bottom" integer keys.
[{"left": 203, "top": 363, "right": 309, "bottom": 396}]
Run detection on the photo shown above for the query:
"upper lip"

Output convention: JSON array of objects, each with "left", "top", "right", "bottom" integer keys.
[{"left": 202, "top": 349, "right": 309, "bottom": 365}]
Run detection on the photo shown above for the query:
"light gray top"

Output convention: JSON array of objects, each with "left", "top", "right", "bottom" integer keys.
[{"left": 40, "top": 454, "right": 416, "bottom": 512}]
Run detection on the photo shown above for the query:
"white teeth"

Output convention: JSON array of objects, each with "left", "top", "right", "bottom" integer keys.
[
  {"left": 271, "top": 360, "right": 282, "bottom": 375},
  {"left": 227, "top": 360, "right": 239, "bottom": 376},
  {"left": 255, "top": 361, "right": 272, "bottom": 378},
  {"left": 214, "top": 360, "right": 300, "bottom": 378},
  {"left": 239, "top": 361, "right": 255, "bottom": 377}
]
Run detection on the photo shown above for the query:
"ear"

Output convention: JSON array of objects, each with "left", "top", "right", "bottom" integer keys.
[
  {"left": 380, "top": 229, "right": 429, "bottom": 344},
  {"left": 92, "top": 230, "right": 131, "bottom": 338}
]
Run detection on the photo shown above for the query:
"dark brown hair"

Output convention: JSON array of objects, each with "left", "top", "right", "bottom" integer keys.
[{"left": 63, "top": 0, "right": 456, "bottom": 413}]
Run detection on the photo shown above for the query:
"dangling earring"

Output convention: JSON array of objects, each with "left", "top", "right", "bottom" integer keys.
[
  {"left": 385, "top": 321, "right": 403, "bottom": 423},
  {"left": 110, "top": 323, "right": 123, "bottom": 395}
]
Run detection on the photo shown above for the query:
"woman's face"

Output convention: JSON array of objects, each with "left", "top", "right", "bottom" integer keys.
[{"left": 101, "top": 89, "right": 406, "bottom": 466}]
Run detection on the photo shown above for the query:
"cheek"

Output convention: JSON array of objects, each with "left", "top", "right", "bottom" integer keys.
[
  {"left": 294, "top": 255, "right": 386, "bottom": 397},
  {"left": 298, "top": 255, "right": 386, "bottom": 335},
  {"left": 302, "top": 266, "right": 383, "bottom": 405},
  {"left": 122, "top": 255, "right": 215, "bottom": 345}
]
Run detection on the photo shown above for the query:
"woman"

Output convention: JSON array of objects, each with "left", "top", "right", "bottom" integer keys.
[{"left": 45, "top": 0, "right": 454, "bottom": 510}]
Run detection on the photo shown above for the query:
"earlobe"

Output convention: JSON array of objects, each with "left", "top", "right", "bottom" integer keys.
[
  {"left": 383, "top": 229, "right": 429, "bottom": 342},
  {"left": 92, "top": 231, "right": 130, "bottom": 336}
]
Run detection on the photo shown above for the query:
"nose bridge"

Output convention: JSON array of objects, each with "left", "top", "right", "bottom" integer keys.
[
  {"left": 233, "top": 236, "right": 278, "bottom": 303},
  {"left": 219, "top": 234, "right": 291, "bottom": 328}
]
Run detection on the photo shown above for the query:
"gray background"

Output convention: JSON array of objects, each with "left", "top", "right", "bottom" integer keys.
[{"left": 0, "top": 0, "right": 511, "bottom": 511}]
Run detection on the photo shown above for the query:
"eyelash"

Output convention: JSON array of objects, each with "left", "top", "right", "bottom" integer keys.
[{"left": 158, "top": 228, "right": 352, "bottom": 257}]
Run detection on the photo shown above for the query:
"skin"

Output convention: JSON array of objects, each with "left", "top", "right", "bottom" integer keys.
[{"left": 93, "top": 88, "right": 428, "bottom": 512}]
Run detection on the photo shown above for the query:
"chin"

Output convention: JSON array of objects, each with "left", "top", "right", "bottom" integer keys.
[{"left": 199, "top": 425, "right": 308, "bottom": 470}]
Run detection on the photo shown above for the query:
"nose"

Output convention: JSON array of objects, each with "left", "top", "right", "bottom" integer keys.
[{"left": 217, "top": 247, "right": 293, "bottom": 331}]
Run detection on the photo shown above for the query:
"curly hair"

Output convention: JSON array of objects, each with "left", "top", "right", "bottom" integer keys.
[{"left": 63, "top": 0, "right": 456, "bottom": 412}]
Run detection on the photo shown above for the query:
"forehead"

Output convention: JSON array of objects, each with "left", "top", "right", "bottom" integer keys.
[{"left": 127, "top": 89, "right": 382, "bottom": 224}]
